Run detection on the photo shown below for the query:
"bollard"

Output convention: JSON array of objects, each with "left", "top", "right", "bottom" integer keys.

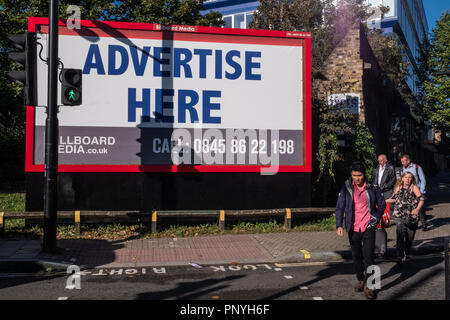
[
  {"left": 219, "top": 210, "right": 225, "bottom": 231},
  {"left": 0, "top": 212, "right": 4, "bottom": 234},
  {"left": 445, "top": 237, "right": 449, "bottom": 300},
  {"left": 284, "top": 208, "right": 292, "bottom": 230},
  {"left": 74, "top": 211, "right": 81, "bottom": 235},
  {"left": 151, "top": 211, "right": 157, "bottom": 233}
]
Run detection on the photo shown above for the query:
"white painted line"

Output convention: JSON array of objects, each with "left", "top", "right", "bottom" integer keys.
[
  {"left": 284, "top": 275, "right": 293, "bottom": 279},
  {"left": 300, "top": 286, "right": 309, "bottom": 290},
  {"left": 313, "top": 297, "right": 323, "bottom": 300},
  {"left": 274, "top": 268, "right": 282, "bottom": 271},
  {"left": 57, "top": 297, "right": 68, "bottom": 300},
  {"left": 275, "top": 261, "right": 339, "bottom": 268}
]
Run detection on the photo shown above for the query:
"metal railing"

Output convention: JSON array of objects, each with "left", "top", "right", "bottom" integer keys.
[{"left": 0, "top": 207, "right": 335, "bottom": 235}]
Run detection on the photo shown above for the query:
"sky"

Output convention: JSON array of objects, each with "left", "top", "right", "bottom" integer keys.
[{"left": 423, "top": 0, "right": 449, "bottom": 33}]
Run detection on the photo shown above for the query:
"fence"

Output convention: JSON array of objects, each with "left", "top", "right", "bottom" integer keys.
[{"left": 0, "top": 208, "right": 335, "bottom": 235}]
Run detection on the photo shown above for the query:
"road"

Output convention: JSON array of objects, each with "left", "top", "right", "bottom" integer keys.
[{"left": 0, "top": 254, "right": 446, "bottom": 301}]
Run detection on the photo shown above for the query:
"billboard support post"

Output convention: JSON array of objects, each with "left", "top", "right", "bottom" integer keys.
[{"left": 43, "top": 0, "right": 59, "bottom": 253}]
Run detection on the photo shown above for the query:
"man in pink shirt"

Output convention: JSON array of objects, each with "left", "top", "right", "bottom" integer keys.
[{"left": 335, "top": 162, "right": 386, "bottom": 299}]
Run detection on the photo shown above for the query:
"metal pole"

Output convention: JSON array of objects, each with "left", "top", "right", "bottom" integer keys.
[
  {"left": 445, "top": 238, "right": 449, "bottom": 300},
  {"left": 43, "top": 0, "right": 59, "bottom": 253}
]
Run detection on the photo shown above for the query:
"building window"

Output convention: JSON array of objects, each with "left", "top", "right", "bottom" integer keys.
[
  {"left": 382, "top": 0, "right": 396, "bottom": 17},
  {"left": 223, "top": 11, "right": 254, "bottom": 29},
  {"left": 235, "top": 13, "right": 245, "bottom": 29},
  {"left": 224, "top": 16, "right": 232, "bottom": 28}
]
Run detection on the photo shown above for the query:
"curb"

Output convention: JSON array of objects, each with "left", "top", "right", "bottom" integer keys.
[
  {"left": 0, "top": 259, "right": 89, "bottom": 273},
  {"left": 0, "top": 243, "right": 445, "bottom": 272}
]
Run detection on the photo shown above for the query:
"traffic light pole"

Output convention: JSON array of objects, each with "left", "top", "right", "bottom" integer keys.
[{"left": 43, "top": 0, "right": 59, "bottom": 253}]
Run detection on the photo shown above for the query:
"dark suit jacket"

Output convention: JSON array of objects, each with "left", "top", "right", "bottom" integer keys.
[{"left": 373, "top": 163, "right": 396, "bottom": 199}]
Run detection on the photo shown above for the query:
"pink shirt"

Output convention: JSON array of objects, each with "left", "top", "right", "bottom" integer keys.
[{"left": 351, "top": 182, "right": 370, "bottom": 232}]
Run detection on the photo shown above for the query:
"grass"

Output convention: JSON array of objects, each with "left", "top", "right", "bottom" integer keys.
[
  {"left": 2, "top": 217, "right": 336, "bottom": 240},
  {"left": 0, "top": 193, "right": 25, "bottom": 212},
  {"left": 0, "top": 192, "right": 336, "bottom": 240}
]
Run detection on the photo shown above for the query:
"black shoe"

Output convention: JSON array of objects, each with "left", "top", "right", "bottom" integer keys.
[
  {"left": 354, "top": 280, "right": 365, "bottom": 292},
  {"left": 422, "top": 224, "right": 429, "bottom": 231},
  {"left": 364, "top": 285, "right": 376, "bottom": 300}
]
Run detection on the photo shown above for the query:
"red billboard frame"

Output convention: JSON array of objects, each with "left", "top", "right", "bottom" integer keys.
[{"left": 26, "top": 17, "right": 312, "bottom": 173}]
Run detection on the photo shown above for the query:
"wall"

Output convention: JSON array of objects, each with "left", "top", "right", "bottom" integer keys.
[{"left": 26, "top": 172, "right": 312, "bottom": 211}]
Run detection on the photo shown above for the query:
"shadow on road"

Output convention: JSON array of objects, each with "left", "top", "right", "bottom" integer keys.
[
  {"left": 379, "top": 256, "right": 444, "bottom": 299},
  {"left": 135, "top": 275, "right": 245, "bottom": 300}
]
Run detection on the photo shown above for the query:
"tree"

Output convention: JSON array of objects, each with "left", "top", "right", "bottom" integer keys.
[
  {"left": 251, "top": 0, "right": 377, "bottom": 205},
  {"left": 422, "top": 11, "right": 450, "bottom": 132},
  {"left": 110, "top": 0, "right": 223, "bottom": 26},
  {"left": 0, "top": 0, "right": 223, "bottom": 189}
]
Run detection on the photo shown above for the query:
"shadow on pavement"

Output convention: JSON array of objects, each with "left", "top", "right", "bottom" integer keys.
[
  {"left": 379, "top": 256, "right": 444, "bottom": 299},
  {"left": 135, "top": 275, "right": 245, "bottom": 300},
  {"left": 263, "top": 263, "right": 355, "bottom": 300},
  {"left": 0, "top": 237, "right": 128, "bottom": 291}
]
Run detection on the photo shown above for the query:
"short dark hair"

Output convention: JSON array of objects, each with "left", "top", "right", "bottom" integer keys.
[
  {"left": 401, "top": 154, "right": 411, "bottom": 161},
  {"left": 350, "top": 161, "right": 366, "bottom": 175}
]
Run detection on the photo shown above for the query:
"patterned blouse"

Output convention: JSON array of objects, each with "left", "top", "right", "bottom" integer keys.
[{"left": 392, "top": 187, "right": 420, "bottom": 219}]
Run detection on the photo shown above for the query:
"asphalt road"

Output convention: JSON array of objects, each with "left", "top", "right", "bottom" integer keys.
[{"left": 0, "top": 253, "right": 447, "bottom": 301}]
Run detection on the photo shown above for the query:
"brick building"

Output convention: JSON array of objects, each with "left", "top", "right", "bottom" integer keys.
[{"left": 315, "top": 23, "right": 439, "bottom": 176}]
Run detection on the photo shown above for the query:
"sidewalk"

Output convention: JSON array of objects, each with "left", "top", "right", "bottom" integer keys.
[{"left": 1, "top": 173, "right": 449, "bottom": 271}]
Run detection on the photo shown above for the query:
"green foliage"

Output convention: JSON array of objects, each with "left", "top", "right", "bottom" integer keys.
[
  {"left": 109, "top": 0, "right": 224, "bottom": 26},
  {"left": 250, "top": 0, "right": 371, "bottom": 75},
  {"left": 0, "top": 1, "right": 223, "bottom": 189},
  {"left": 354, "top": 121, "right": 376, "bottom": 180},
  {"left": 2, "top": 216, "right": 336, "bottom": 239},
  {"left": 0, "top": 193, "right": 26, "bottom": 211},
  {"left": 422, "top": 11, "right": 450, "bottom": 132}
]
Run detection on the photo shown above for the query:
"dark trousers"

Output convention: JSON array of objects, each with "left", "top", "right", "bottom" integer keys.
[
  {"left": 395, "top": 217, "right": 417, "bottom": 258},
  {"left": 348, "top": 227, "right": 376, "bottom": 282},
  {"left": 419, "top": 195, "right": 427, "bottom": 225}
]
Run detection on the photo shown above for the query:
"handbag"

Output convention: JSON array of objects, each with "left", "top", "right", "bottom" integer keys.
[{"left": 377, "top": 203, "right": 391, "bottom": 229}]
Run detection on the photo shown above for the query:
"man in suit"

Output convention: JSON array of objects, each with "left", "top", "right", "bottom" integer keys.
[{"left": 373, "top": 154, "right": 396, "bottom": 199}]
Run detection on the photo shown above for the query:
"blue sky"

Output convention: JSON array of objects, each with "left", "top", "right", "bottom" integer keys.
[{"left": 423, "top": 0, "right": 449, "bottom": 33}]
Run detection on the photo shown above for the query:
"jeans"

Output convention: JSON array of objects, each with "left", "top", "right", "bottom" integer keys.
[
  {"left": 348, "top": 226, "right": 376, "bottom": 282},
  {"left": 395, "top": 216, "right": 418, "bottom": 258}
]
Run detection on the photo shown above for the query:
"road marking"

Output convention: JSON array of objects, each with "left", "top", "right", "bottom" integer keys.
[
  {"left": 275, "top": 262, "right": 331, "bottom": 268},
  {"left": 300, "top": 286, "right": 309, "bottom": 290},
  {"left": 300, "top": 249, "right": 311, "bottom": 259},
  {"left": 313, "top": 297, "right": 323, "bottom": 300},
  {"left": 284, "top": 275, "right": 293, "bottom": 279},
  {"left": 58, "top": 297, "right": 68, "bottom": 300},
  {"left": 274, "top": 268, "right": 282, "bottom": 271}
]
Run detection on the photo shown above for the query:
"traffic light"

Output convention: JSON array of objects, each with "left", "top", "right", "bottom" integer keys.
[
  {"left": 61, "top": 68, "right": 82, "bottom": 106},
  {"left": 7, "top": 32, "right": 37, "bottom": 106}
]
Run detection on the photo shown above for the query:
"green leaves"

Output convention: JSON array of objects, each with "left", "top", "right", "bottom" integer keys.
[
  {"left": 422, "top": 11, "right": 450, "bottom": 132},
  {"left": 0, "top": 0, "right": 224, "bottom": 187},
  {"left": 354, "top": 121, "right": 375, "bottom": 180}
]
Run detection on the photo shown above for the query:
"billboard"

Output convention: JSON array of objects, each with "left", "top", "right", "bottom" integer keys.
[{"left": 26, "top": 18, "right": 311, "bottom": 173}]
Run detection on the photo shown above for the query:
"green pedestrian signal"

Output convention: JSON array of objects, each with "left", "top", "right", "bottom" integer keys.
[
  {"left": 61, "top": 69, "right": 82, "bottom": 105},
  {"left": 64, "top": 87, "right": 80, "bottom": 104},
  {"left": 68, "top": 90, "right": 75, "bottom": 101}
]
